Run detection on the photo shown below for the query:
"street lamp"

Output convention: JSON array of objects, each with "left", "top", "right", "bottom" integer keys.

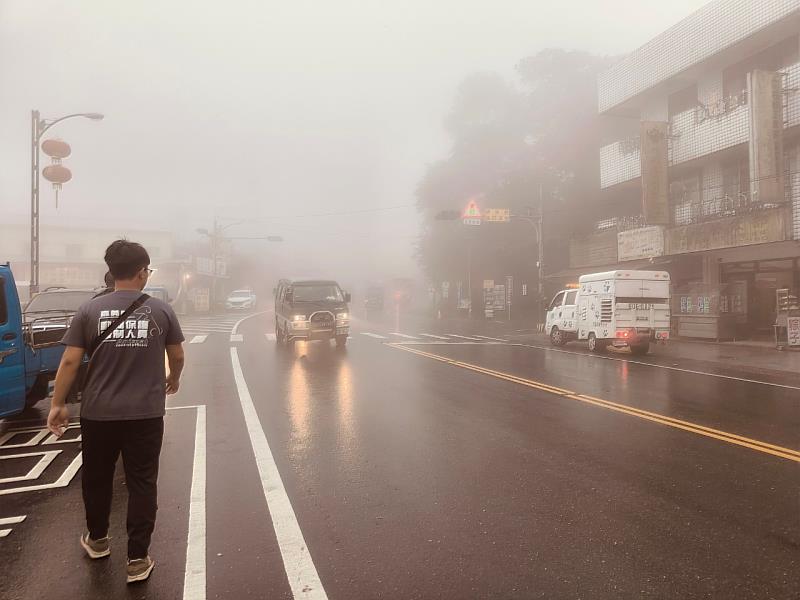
[{"left": 30, "top": 110, "right": 104, "bottom": 295}]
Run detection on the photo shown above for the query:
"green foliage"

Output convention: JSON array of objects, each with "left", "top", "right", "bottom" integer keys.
[{"left": 416, "top": 49, "right": 616, "bottom": 281}]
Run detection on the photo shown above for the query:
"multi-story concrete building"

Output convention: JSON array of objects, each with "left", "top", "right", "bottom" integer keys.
[{"left": 572, "top": 0, "right": 800, "bottom": 339}]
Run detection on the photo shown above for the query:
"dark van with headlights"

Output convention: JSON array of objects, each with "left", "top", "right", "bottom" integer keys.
[{"left": 274, "top": 279, "right": 351, "bottom": 347}]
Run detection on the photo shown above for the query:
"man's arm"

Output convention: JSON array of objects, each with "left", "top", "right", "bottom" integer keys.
[
  {"left": 47, "top": 346, "right": 85, "bottom": 435},
  {"left": 165, "top": 343, "right": 185, "bottom": 394}
]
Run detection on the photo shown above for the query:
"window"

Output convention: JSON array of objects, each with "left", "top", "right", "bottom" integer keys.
[
  {"left": 564, "top": 290, "right": 578, "bottom": 306},
  {"left": 722, "top": 160, "right": 750, "bottom": 202},
  {"left": 292, "top": 285, "right": 343, "bottom": 303},
  {"left": 668, "top": 85, "right": 698, "bottom": 118},
  {"left": 548, "top": 292, "right": 565, "bottom": 311},
  {"left": 723, "top": 36, "right": 800, "bottom": 98},
  {"left": 0, "top": 277, "right": 7, "bottom": 325}
]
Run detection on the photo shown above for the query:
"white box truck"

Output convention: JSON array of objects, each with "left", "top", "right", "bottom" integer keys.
[{"left": 545, "top": 270, "right": 671, "bottom": 355}]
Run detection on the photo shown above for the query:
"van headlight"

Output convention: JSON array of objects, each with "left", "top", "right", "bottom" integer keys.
[
  {"left": 292, "top": 314, "right": 307, "bottom": 321},
  {"left": 336, "top": 312, "right": 348, "bottom": 320}
]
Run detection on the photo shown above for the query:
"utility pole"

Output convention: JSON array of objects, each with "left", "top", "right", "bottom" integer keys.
[{"left": 536, "top": 183, "right": 545, "bottom": 328}]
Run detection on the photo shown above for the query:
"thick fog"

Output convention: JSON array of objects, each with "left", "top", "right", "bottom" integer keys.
[{"left": 0, "top": 0, "right": 707, "bottom": 285}]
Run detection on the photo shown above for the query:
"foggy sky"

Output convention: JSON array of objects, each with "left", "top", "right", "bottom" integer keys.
[{"left": 1, "top": 0, "right": 708, "bottom": 281}]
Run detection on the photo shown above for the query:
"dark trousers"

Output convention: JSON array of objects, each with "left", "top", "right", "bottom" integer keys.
[{"left": 80, "top": 417, "right": 164, "bottom": 559}]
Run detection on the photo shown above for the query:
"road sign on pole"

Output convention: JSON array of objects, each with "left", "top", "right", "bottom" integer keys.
[
  {"left": 485, "top": 208, "right": 511, "bottom": 222},
  {"left": 462, "top": 199, "right": 482, "bottom": 225}
]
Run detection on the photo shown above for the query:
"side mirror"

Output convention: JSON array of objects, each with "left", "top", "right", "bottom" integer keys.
[
  {"left": 285, "top": 291, "right": 293, "bottom": 303},
  {"left": 344, "top": 292, "right": 352, "bottom": 303}
]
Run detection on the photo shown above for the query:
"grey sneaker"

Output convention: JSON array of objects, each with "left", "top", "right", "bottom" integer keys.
[
  {"left": 126, "top": 556, "right": 155, "bottom": 583},
  {"left": 80, "top": 533, "right": 110, "bottom": 559}
]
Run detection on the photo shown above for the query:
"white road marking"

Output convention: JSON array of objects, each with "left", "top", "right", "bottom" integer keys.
[
  {"left": 232, "top": 310, "right": 272, "bottom": 335},
  {"left": 182, "top": 405, "right": 206, "bottom": 600},
  {"left": 0, "top": 429, "right": 49, "bottom": 449},
  {"left": 473, "top": 335, "right": 508, "bottom": 342},
  {"left": 361, "top": 332, "right": 388, "bottom": 339},
  {"left": 0, "top": 453, "right": 82, "bottom": 496},
  {"left": 265, "top": 333, "right": 277, "bottom": 341},
  {"left": 230, "top": 347, "right": 327, "bottom": 599},
  {"left": 512, "top": 343, "right": 800, "bottom": 392},
  {"left": 0, "top": 515, "right": 26, "bottom": 538},
  {"left": 189, "top": 335, "right": 208, "bottom": 344},
  {"left": 447, "top": 334, "right": 483, "bottom": 341},
  {"left": 230, "top": 334, "right": 244, "bottom": 343},
  {"left": 0, "top": 450, "right": 60, "bottom": 484},
  {"left": 390, "top": 332, "right": 419, "bottom": 339},
  {"left": 419, "top": 333, "right": 449, "bottom": 340}
]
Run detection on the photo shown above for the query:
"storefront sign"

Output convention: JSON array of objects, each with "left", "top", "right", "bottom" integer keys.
[
  {"left": 665, "top": 209, "right": 786, "bottom": 254},
  {"left": 618, "top": 226, "right": 664, "bottom": 261},
  {"left": 788, "top": 317, "right": 800, "bottom": 347}
]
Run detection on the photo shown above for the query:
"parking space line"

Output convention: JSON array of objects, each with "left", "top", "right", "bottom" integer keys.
[
  {"left": 361, "top": 332, "right": 388, "bottom": 339},
  {"left": 473, "top": 335, "right": 508, "bottom": 342},
  {"left": 0, "top": 450, "right": 61, "bottom": 484},
  {"left": 182, "top": 405, "right": 206, "bottom": 600},
  {"left": 230, "top": 334, "right": 244, "bottom": 343},
  {"left": 447, "top": 334, "right": 483, "bottom": 341},
  {"left": 189, "top": 335, "right": 208, "bottom": 344},
  {"left": 230, "top": 346, "right": 327, "bottom": 599},
  {"left": 0, "top": 516, "right": 26, "bottom": 526},
  {"left": 390, "top": 332, "right": 419, "bottom": 339},
  {"left": 0, "top": 453, "right": 82, "bottom": 496}
]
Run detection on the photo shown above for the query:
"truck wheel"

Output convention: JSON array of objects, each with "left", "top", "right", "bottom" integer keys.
[
  {"left": 550, "top": 327, "right": 565, "bottom": 346},
  {"left": 588, "top": 333, "right": 602, "bottom": 353},
  {"left": 335, "top": 335, "right": 348, "bottom": 348},
  {"left": 630, "top": 342, "right": 650, "bottom": 356}
]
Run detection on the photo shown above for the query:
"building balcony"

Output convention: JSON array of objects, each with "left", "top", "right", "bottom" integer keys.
[{"left": 601, "top": 61, "right": 800, "bottom": 190}]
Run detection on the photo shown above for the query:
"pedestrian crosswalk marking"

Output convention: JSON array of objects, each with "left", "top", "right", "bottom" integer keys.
[
  {"left": 473, "top": 335, "right": 508, "bottom": 342},
  {"left": 419, "top": 333, "right": 449, "bottom": 340},
  {"left": 230, "top": 334, "right": 244, "bottom": 343},
  {"left": 361, "top": 333, "right": 388, "bottom": 339},
  {"left": 189, "top": 335, "right": 207, "bottom": 344}
]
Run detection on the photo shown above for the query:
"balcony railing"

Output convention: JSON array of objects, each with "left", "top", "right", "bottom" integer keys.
[
  {"left": 670, "top": 187, "right": 791, "bottom": 226},
  {"left": 600, "top": 62, "right": 800, "bottom": 189}
]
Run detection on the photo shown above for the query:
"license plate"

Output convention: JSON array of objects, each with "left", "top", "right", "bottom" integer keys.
[{"left": 656, "top": 331, "right": 670, "bottom": 340}]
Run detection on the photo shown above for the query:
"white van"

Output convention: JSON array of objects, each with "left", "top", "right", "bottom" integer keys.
[{"left": 545, "top": 270, "right": 671, "bottom": 355}]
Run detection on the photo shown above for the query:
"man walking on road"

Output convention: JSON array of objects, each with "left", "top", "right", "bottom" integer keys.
[{"left": 48, "top": 240, "right": 185, "bottom": 583}]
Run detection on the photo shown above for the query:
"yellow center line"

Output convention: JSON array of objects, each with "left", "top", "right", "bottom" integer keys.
[{"left": 387, "top": 343, "right": 800, "bottom": 463}]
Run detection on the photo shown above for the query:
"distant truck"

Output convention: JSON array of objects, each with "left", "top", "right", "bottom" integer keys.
[
  {"left": 1, "top": 264, "right": 82, "bottom": 418},
  {"left": 545, "top": 270, "right": 671, "bottom": 355}
]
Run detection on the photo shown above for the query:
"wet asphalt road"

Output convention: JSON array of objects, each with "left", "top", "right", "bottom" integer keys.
[{"left": 1, "top": 311, "right": 798, "bottom": 599}]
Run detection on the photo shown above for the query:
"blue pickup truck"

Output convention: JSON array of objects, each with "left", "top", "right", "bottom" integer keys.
[{"left": 0, "top": 263, "right": 80, "bottom": 418}]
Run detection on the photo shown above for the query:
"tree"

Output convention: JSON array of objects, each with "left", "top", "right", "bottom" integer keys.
[{"left": 416, "top": 49, "right": 616, "bottom": 313}]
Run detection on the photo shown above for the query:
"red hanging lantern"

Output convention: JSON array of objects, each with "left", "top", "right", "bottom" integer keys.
[
  {"left": 42, "top": 164, "right": 72, "bottom": 208},
  {"left": 41, "top": 138, "right": 72, "bottom": 159}
]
